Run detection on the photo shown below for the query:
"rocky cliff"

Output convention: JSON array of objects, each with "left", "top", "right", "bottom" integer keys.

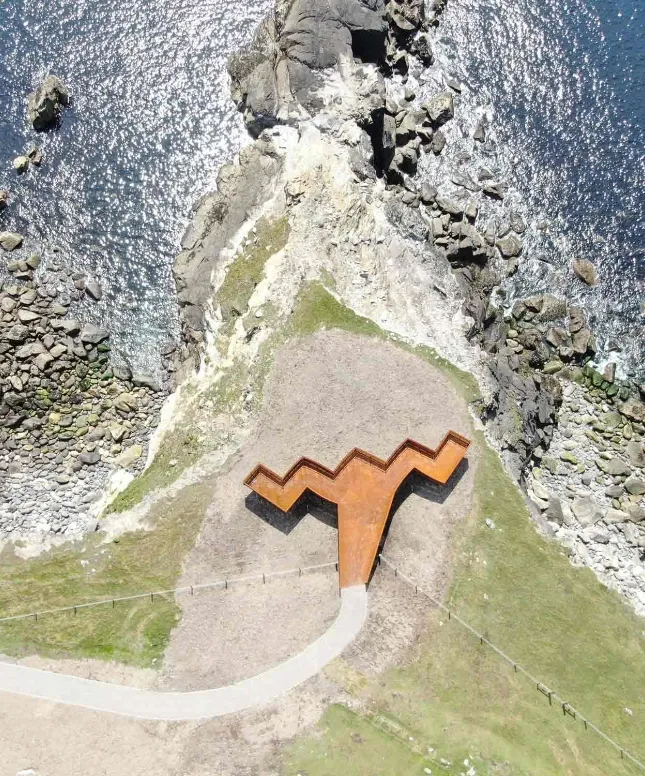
[{"left": 170, "top": 0, "right": 645, "bottom": 616}]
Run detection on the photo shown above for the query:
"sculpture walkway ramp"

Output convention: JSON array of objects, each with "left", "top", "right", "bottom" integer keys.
[{"left": 0, "top": 585, "right": 368, "bottom": 721}]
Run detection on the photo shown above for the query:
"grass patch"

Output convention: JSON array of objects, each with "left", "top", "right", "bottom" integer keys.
[
  {"left": 286, "top": 437, "right": 645, "bottom": 775},
  {"left": 0, "top": 482, "right": 211, "bottom": 665},
  {"left": 104, "top": 427, "right": 203, "bottom": 515},
  {"left": 283, "top": 292, "right": 645, "bottom": 775},
  {"left": 288, "top": 704, "right": 444, "bottom": 776},
  {"left": 217, "top": 215, "right": 290, "bottom": 334}
]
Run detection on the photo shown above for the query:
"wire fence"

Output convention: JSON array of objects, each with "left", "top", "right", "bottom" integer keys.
[
  {"left": 1, "top": 550, "right": 642, "bottom": 771},
  {"left": 378, "top": 554, "right": 645, "bottom": 773},
  {"left": 0, "top": 560, "right": 338, "bottom": 626}
]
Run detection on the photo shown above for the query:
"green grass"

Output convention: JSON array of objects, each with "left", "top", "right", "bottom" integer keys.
[
  {"left": 0, "top": 482, "right": 211, "bottom": 665},
  {"left": 105, "top": 216, "right": 290, "bottom": 516},
  {"left": 285, "top": 435, "right": 645, "bottom": 776},
  {"left": 216, "top": 215, "right": 290, "bottom": 333},
  {"left": 104, "top": 424, "right": 203, "bottom": 515}
]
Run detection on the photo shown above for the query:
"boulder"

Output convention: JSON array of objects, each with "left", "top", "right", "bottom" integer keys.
[
  {"left": 85, "top": 280, "right": 103, "bottom": 301},
  {"left": 115, "top": 444, "right": 143, "bottom": 468},
  {"left": 78, "top": 451, "right": 101, "bottom": 466},
  {"left": 14, "top": 341, "right": 46, "bottom": 360},
  {"left": 435, "top": 196, "right": 463, "bottom": 217},
  {"left": 430, "top": 130, "right": 446, "bottom": 155},
  {"left": 80, "top": 323, "right": 109, "bottom": 344},
  {"left": 13, "top": 156, "right": 30, "bottom": 173},
  {"left": 598, "top": 457, "right": 631, "bottom": 477},
  {"left": 27, "top": 145, "right": 43, "bottom": 165},
  {"left": 624, "top": 476, "right": 645, "bottom": 496},
  {"left": 51, "top": 318, "right": 81, "bottom": 335},
  {"left": 34, "top": 352, "right": 54, "bottom": 372},
  {"left": 0, "top": 232, "right": 24, "bottom": 251},
  {"left": 5, "top": 324, "right": 29, "bottom": 343},
  {"left": 114, "top": 393, "right": 138, "bottom": 413},
  {"left": 132, "top": 372, "right": 162, "bottom": 392},
  {"left": 572, "top": 258, "right": 598, "bottom": 286},
  {"left": 28, "top": 75, "right": 70, "bottom": 130},
  {"left": 571, "top": 496, "right": 602, "bottom": 526},
  {"left": 0, "top": 190, "right": 8, "bottom": 210},
  {"left": 483, "top": 181, "right": 508, "bottom": 200},
  {"left": 109, "top": 423, "right": 127, "bottom": 443},
  {"left": 619, "top": 397, "right": 645, "bottom": 423},
  {"left": 626, "top": 441, "right": 645, "bottom": 468},
  {"left": 604, "top": 508, "right": 629, "bottom": 524},
  {"left": 473, "top": 121, "right": 485, "bottom": 142},
  {"left": 496, "top": 234, "right": 523, "bottom": 258},
  {"left": 412, "top": 33, "right": 434, "bottom": 65},
  {"left": 423, "top": 92, "right": 454, "bottom": 126},
  {"left": 545, "top": 496, "right": 564, "bottom": 524},
  {"left": 509, "top": 212, "right": 527, "bottom": 233}
]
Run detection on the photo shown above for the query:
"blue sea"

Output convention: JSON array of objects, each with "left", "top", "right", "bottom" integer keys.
[
  {"left": 0, "top": 0, "right": 643, "bottom": 375},
  {"left": 429, "top": 0, "right": 645, "bottom": 377}
]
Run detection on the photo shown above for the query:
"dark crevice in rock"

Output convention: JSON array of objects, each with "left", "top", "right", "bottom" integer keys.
[
  {"left": 350, "top": 28, "right": 387, "bottom": 65},
  {"left": 362, "top": 108, "right": 390, "bottom": 177}
]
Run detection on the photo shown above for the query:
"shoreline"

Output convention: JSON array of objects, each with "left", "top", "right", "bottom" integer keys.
[
  {"left": 169, "top": 0, "right": 645, "bottom": 615},
  {"left": 0, "top": 0, "right": 643, "bottom": 617}
]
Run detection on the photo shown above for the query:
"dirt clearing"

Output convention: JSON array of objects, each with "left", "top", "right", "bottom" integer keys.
[{"left": 2, "top": 330, "right": 477, "bottom": 776}]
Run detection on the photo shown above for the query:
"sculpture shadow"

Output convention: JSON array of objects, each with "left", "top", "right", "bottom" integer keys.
[{"left": 244, "top": 457, "right": 469, "bottom": 547}]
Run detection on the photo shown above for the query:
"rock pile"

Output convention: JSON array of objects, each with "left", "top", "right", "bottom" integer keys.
[
  {"left": 528, "top": 380, "right": 645, "bottom": 613},
  {"left": 0, "top": 253, "right": 165, "bottom": 536}
]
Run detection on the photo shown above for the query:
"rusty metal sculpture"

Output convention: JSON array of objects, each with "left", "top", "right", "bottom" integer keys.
[{"left": 244, "top": 432, "right": 471, "bottom": 589}]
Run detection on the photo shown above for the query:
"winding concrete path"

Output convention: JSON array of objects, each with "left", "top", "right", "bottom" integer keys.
[{"left": 0, "top": 585, "right": 367, "bottom": 721}]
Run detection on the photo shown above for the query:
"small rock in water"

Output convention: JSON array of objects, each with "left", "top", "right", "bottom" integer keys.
[
  {"left": 28, "top": 74, "right": 70, "bottom": 130},
  {"left": 572, "top": 257, "right": 598, "bottom": 286},
  {"left": 0, "top": 231, "right": 24, "bottom": 251},
  {"left": 483, "top": 181, "right": 508, "bottom": 200},
  {"left": 85, "top": 279, "right": 103, "bottom": 301},
  {"left": 27, "top": 145, "right": 43, "bottom": 165},
  {"left": 13, "top": 155, "right": 30, "bottom": 173},
  {"left": 0, "top": 190, "right": 9, "bottom": 209},
  {"left": 431, "top": 131, "right": 446, "bottom": 155}
]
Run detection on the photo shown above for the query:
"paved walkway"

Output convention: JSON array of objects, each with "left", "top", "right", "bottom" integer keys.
[{"left": 0, "top": 585, "right": 367, "bottom": 721}]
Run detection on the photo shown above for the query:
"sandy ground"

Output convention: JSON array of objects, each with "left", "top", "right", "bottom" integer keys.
[{"left": 1, "top": 330, "right": 477, "bottom": 776}]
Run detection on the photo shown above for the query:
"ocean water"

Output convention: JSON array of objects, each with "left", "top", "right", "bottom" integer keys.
[
  {"left": 1, "top": 0, "right": 643, "bottom": 376},
  {"left": 0, "top": 0, "right": 272, "bottom": 374},
  {"left": 420, "top": 0, "right": 645, "bottom": 377}
]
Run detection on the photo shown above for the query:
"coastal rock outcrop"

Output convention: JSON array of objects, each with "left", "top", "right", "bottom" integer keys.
[
  {"left": 229, "top": 0, "right": 388, "bottom": 136},
  {"left": 27, "top": 75, "right": 70, "bottom": 131}
]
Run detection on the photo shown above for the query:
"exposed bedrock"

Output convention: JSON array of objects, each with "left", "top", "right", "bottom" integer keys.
[{"left": 229, "top": 0, "right": 389, "bottom": 137}]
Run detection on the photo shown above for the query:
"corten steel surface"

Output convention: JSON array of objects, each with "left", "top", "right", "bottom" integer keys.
[{"left": 244, "top": 432, "right": 471, "bottom": 588}]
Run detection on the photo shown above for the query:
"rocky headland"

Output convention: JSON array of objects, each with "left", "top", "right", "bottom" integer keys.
[
  {"left": 171, "top": 0, "right": 645, "bottom": 615},
  {"left": 1, "top": 0, "right": 643, "bottom": 616}
]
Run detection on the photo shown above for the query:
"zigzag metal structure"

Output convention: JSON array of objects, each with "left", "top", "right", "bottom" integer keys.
[{"left": 244, "top": 432, "right": 471, "bottom": 588}]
